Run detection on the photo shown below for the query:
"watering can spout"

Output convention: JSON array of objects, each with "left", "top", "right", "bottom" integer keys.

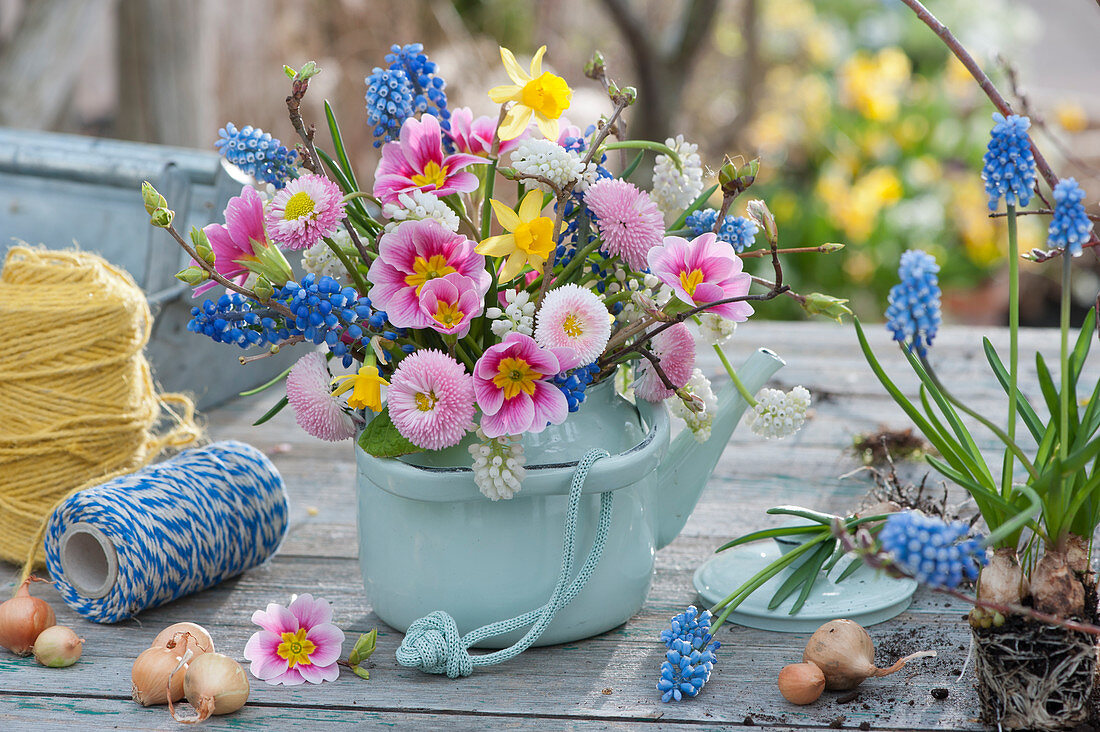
[{"left": 655, "top": 348, "right": 785, "bottom": 549}]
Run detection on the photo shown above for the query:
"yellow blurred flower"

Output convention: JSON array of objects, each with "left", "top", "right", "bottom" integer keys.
[
  {"left": 489, "top": 46, "right": 572, "bottom": 141},
  {"left": 839, "top": 48, "right": 911, "bottom": 122},
  {"left": 1055, "top": 101, "right": 1089, "bottom": 133},
  {"left": 817, "top": 166, "right": 902, "bottom": 242}
]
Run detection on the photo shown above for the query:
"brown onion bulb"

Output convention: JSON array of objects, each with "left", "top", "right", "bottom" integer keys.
[
  {"left": 0, "top": 577, "right": 56, "bottom": 656},
  {"left": 171, "top": 652, "right": 249, "bottom": 723},
  {"left": 778, "top": 662, "right": 825, "bottom": 704},
  {"left": 131, "top": 645, "right": 192, "bottom": 705},
  {"left": 802, "top": 619, "right": 936, "bottom": 691},
  {"left": 151, "top": 623, "right": 215, "bottom": 654}
]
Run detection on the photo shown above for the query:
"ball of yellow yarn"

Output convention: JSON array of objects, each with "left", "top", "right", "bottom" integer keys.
[{"left": 0, "top": 246, "right": 200, "bottom": 567}]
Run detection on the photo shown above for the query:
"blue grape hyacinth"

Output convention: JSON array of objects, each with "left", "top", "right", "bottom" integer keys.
[
  {"left": 365, "top": 67, "right": 417, "bottom": 146},
  {"left": 215, "top": 123, "right": 297, "bottom": 188},
  {"left": 885, "top": 249, "right": 941, "bottom": 357},
  {"left": 879, "top": 511, "right": 987, "bottom": 589},
  {"left": 657, "top": 606, "right": 720, "bottom": 702},
  {"left": 981, "top": 113, "right": 1037, "bottom": 211},
  {"left": 386, "top": 43, "right": 450, "bottom": 129},
  {"left": 686, "top": 209, "right": 759, "bottom": 253},
  {"left": 1047, "top": 178, "right": 1094, "bottom": 256},
  {"left": 552, "top": 362, "right": 601, "bottom": 413},
  {"left": 188, "top": 293, "right": 283, "bottom": 349}
]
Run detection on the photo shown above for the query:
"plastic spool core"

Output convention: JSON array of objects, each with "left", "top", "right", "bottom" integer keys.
[{"left": 58, "top": 522, "right": 118, "bottom": 599}]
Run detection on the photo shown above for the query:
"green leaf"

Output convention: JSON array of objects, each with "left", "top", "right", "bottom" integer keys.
[
  {"left": 358, "top": 406, "right": 425, "bottom": 458},
  {"left": 714, "top": 524, "right": 823, "bottom": 553},
  {"left": 239, "top": 365, "right": 293, "bottom": 397},
  {"left": 670, "top": 184, "right": 719, "bottom": 231},
  {"left": 982, "top": 338, "right": 1043, "bottom": 443},
  {"left": 352, "top": 666, "right": 370, "bottom": 680},
  {"left": 253, "top": 395, "right": 288, "bottom": 426},
  {"left": 325, "top": 100, "right": 359, "bottom": 191},
  {"left": 348, "top": 629, "right": 377, "bottom": 666},
  {"left": 621, "top": 150, "right": 645, "bottom": 181}
]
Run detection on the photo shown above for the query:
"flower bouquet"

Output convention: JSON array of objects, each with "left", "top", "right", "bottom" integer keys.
[{"left": 142, "top": 43, "right": 843, "bottom": 657}]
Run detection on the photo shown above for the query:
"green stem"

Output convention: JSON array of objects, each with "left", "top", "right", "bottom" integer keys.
[
  {"left": 599, "top": 141, "right": 682, "bottom": 171},
  {"left": 481, "top": 159, "right": 498, "bottom": 240},
  {"left": 556, "top": 238, "right": 601, "bottom": 286},
  {"left": 1005, "top": 205, "right": 1019, "bottom": 496},
  {"left": 453, "top": 340, "right": 476, "bottom": 371},
  {"left": 1061, "top": 252, "right": 1072, "bottom": 461},
  {"left": 323, "top": 236, "right": 369, "bottom": 294},
  {"left": 341, "top": 191, "right": 382, "bottom": 206},
  {"left": 713, "top": 343, "right": 758, "bottom": 407},
  {"left": 479, "top": 159, "right": 500, "bottom": 351}
]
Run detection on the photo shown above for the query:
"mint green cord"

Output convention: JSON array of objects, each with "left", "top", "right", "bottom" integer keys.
[{"left": 395, "top": 448, "right": 613, "bottom": 677}]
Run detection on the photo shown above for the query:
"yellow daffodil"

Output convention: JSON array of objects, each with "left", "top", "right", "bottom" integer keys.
[
  {"left": 476, "top": 190, "right": 562, "bottom": 281},
  {"left": 489, "top": 46, "right": 572, "bottom": 141},
  {"left": 332, "top": 364, "right": 388, "bottom": 413}
]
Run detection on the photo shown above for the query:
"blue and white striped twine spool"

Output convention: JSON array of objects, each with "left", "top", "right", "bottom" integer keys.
[{"left": 44, "top": 441, "right": 288, "bottom": 623}]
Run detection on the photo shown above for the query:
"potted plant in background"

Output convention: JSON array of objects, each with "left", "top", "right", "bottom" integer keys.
[{"left": 142, "top": 43, "right": 847, "bottom": 673}]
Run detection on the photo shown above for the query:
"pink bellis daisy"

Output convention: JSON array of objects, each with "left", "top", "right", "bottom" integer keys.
[
  {"left": 389, "top": 349, "right": 476, "bottom": 450},
  {"left": 243, "top": 594, "right": 345, "bottom": 686},
  {"left": 473, "top": 332, "right": 579, "bottom": 438},
  {"left": 194, "top": 185, "right": 292, "bottom": 296},
  {"left": 634, "top": 323, "right": 696, "bottom": 402},
  {"left": 417, "top": 272, "right": 484, "bottom": 337},
  {"left": 584, "top": 178, "right": 664, "bottom": 271},
  {"left": 286, "top": 352, "right": 357, "bottom": 441},
  {"left": 647, "top": 232, "right": 754, "bottom": 322},
  {"left": 265, "top": 173, "right": 346, "bottom": 251},
  {"left": 373, "top": 114, "right": 483, "bottom": 205},
  {"left": 367, "top": 218, "right": 490, "bottom": 329},
  {"left": 534, "top": 284, "right": 611, "bottom": 366},
  {"left": 446, "top": 107, "right": 525, "bottom": 158}
]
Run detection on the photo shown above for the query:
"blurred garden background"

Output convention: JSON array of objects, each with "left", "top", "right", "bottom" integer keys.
[{"left": 2, "top": 0, "right": 1098, "bottom": 323}]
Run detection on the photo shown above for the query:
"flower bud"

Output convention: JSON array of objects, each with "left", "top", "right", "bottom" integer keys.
[
  {"left": 175, "top": 266, "right": 209, "bottom": 286},
  {"left": 617, "top": 86, "right": 637, "bottom": 105},
  {"left": 190, "top": 226, "right": 214, "bottom": 264},
  {"left": 141, "top": 181, "right": 167, "bottom": 215},
  {"left": 584, "top": 50, "right": 606, "bottom": 79},
  {"left": 150, "top": 207, "right": 174, "bottom": 228},
  {"left": 674, "top": 387, "right": 706, "bottom": 414},
  {"left": 293, "top": 61, "right": 321, "bottom": 81},
  {"left": 746, "top": 199, "right": 777, "bottom": 244},
  {"left": 718, "top": 156, "right": 759, "bottom": 196},
  {"left": 821, "top": 242, "right": 845, "bottom": 253},
  {"left": 801, "top": 292, "right": 853, "bottom": 323},
  {"left": 253, "top": 277, "right": 274, "bottom": 302}
]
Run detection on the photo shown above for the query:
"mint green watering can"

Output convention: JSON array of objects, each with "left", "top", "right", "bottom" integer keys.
[{"left": 356, "top": 348, "right": 783, "bottom": 649}]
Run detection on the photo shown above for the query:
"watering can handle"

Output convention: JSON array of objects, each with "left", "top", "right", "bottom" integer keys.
[{"left": 395, "top": 449, "right": 613, "bottom": 678}]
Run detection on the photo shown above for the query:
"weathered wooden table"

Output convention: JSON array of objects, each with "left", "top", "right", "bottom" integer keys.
[{"left": 0, "top": 321, "right": 1071, "bottom": 730}]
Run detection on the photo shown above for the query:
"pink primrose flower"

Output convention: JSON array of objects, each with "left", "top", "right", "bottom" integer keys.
[
  {"left": 264, "top": 174, "right": 346, "bottom": 251},
  {"left": 445, "top": 107, "right": 524, "bottom": 158},
  {"left": 473, "top": 332, "right": 578, "bottom": 438},
  {"left": 373, "top": 114, "right": 483, "bottom": 204},
  {"left": 417, "top": 272, "right": 484, "bottom": 337},
  {"left": 366, "top": 218, "right": 490, "bottom": 329},
  {"left": 646, "top": 232, "right": 754, "bottom": 322},
  {"left": 388, "top": 349, "right": 476, "bottom": 450},
  {"left": 193, "top": 185, "right": 268, "bottom": 296},
  {"left": 243, "top": 594, "right": 345, "bottom": 686},
  {"left": 633, "top": 322, "right": 696, "bottom": 402}
]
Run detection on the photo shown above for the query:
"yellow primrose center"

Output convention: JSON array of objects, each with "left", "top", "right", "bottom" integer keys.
[
  {"left": 679, "top": 269, "right": 705, "bottom": 296},
  {"left": 512, "top": 217, "right": 555, "bottom": 258},
  {"left": 283, "top": 191, "right": 317, "bottom": 221},
  {"left": 415, "top": 391, "right": 439, "bottom": 412},
  {"left": 411, "top": 161, "right": 449, "bottom": 189},
  {"left": 432, "top": 300, "right": 464, "bottom": 329},
  {"left": 276, "top": 628, "right": 316, "bottom": 669},
  {"left": 405, "top": 254, "right": 457, "bottom": 292},
  {"left": 562, "top": 313, "right": 584, "bottom": 338},
  {"left": 492, "top": 357, "right": 539, "bottom": 400},
  {"left": 520, "top": 72, "right": 571, "bottom": 120}
]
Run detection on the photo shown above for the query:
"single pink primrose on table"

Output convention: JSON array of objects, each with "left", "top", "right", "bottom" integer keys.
[
  {"left": 243, "top": 594, "right": 345, "bottom": 686},
  {"left": 373, "top": 114, "right": 483, "bottom": 205},
  {"left": 445, "top": 107, "right": 525, "bottom": 158},
  {"left": 473, "top": 333, "right": 579, "bottom": 438},
  {"left": 417, "top": 272, "right": 484, "bottom": 337},
  {"left": 264, "top": 174, "right": 346, "bottom": 251},
  {"left": 367, "top": 218, "right": 490, "bottom": 329},
  {"left": 647, "top": 233, "right": 754, "bottom": 322}
]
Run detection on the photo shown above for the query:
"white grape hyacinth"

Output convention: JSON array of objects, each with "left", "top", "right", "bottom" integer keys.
[
  {"left": 697, "top": 313, "right": 737, "bottom": 346},
  {"left": 470, "top": 428, "right": 527, "bottom": 501},
  {"left": 382, "top": 190, "right": 460, "bottom": 233},
  {"left": 511, "top": 138, "right": 598, "bottom": 193},
  {"left": 652, "top": 135, "right": 704, "bottom": 221},
  {"left": 301, "top": 231, "right": 355, "bottom": 284},
  {"left": 486, "top": 288, "right": 536, "bottom": 338},
  {"left": 667, "top": 368, "right": 719, "bottom": 443},
  {"left": 747, "top": 386, "right": 812, "bottom": 439}
]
